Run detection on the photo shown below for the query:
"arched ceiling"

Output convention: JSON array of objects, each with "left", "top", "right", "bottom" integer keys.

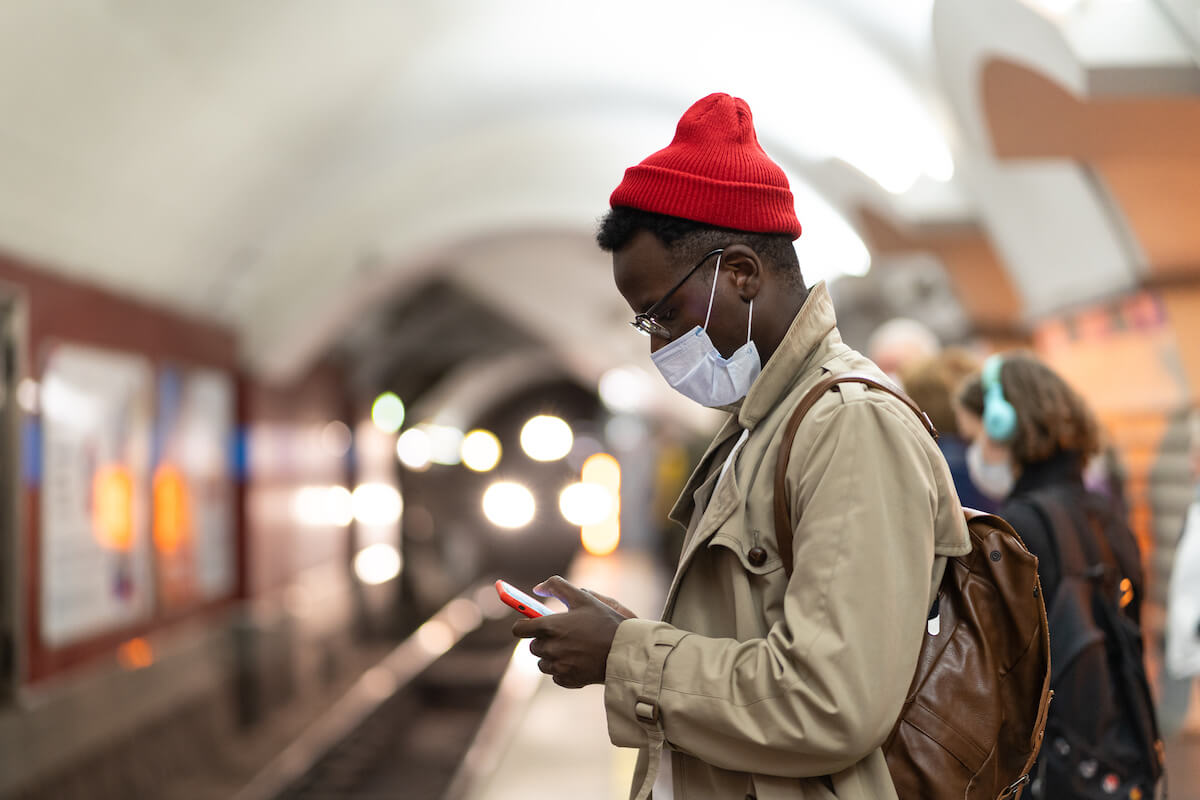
[{"left": 0, "top": 0, "right": 1195, "bottom": 407}]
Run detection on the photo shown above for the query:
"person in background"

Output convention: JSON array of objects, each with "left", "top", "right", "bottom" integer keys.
[
  {"left": 865, "top": 316, "right": 940, "bottom": 389},
  {"left": 1162, "top": 408, "right": 1200, "bottom": 738},
  {"left": 900, "top": 348, "right": 998, "bottom": 513},
  {"left": 954, "top": 352, "right": 1141, "bottom": 607},
  {"left": 956, "top": 352, "right": 1161, "bottom": 799}
]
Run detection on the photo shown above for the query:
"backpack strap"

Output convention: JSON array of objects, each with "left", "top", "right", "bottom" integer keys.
[
  {"left": 773, "top": 371, "right": 937, "bottom": 577},
  {"left": 1027, "top": 490, "right": 1094, "bottom": 580},
  {"left": 1029, "top": 489, "right": 1117, "bottom": 581}
]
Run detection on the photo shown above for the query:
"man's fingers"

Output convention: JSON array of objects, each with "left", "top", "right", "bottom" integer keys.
[
  {"left": 582, "top": 588, "right": 617, "bottom": 605},
  {"left": 512, "top": 617, "right": 549, "bottom": 638},
  {"left": 533, "top": 575, "right": 587, "bottom": 608},
  {"left": 582, "top": 589, "right": 637, "bottom": 619}
]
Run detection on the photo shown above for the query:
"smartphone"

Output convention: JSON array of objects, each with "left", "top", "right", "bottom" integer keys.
[{"left": 495, "top": 579, "right": 555, "bottom": 619}]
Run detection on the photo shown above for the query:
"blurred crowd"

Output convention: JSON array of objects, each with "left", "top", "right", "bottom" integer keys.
[{"left": 869, "top": 318, "right": 1199, "bottom": 798}]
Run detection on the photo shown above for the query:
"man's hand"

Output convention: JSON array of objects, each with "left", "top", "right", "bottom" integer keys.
[{"left": 511, "top": 575, "right": 636, "bottom": 688}]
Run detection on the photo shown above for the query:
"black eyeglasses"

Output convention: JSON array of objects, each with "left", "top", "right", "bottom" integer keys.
[{"left": 630, "top": 249, "right": 724, "bottom": 337}]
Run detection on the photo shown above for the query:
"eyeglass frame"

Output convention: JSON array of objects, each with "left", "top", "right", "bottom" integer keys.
[{"left": 630, "top": 248, "right": 725, "bottom": 338}]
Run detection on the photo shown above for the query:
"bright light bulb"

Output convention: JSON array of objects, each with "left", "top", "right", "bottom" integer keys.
[
  {"left": 425, "top": 425, "right": 465, "bottom": 465},
  {"left": 482, "top": 482, "right": 536, "bottom": 529},
  {"left": 520, "top": 415, "right": 573, "bottom": 462},
  {"left": 461, "top": 429, "right": 502, "bottom": 472},
  {"left": 352, "top": 483, "right": 403, "bottom": 526},
  {"left": 371, "top": 392, "right": 406, "bottom": 433},
  {"left": 326, "top": 486, "right": 354, "bottom": 526},
  {"left": 292, "top": 485, "right": 354, "bottom": 526},
  {"left": 558, "top": 483, "right": 615, "bottom": 526},
  {"left": 397, "top": 428, "right": 432, "bottom": 470},
  {"left": 353, "top": 543, "right": 402, "bottom": 585}
]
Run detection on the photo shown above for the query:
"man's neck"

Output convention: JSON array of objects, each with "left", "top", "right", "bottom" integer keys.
[{"left": 755, "top": 291, "right": 808, "bottom": 366}]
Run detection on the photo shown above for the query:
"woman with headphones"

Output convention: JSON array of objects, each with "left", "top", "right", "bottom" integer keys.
[
  {"left": 955, "top": 352, "right": 1162, "bottom": 800},
  {"left": 953, "top": 353, "right": 1132, "bottom": 608}
]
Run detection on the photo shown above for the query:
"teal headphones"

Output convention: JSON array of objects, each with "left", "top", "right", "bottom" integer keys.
[{"left": 981, "top": 354, "right": 1017, "bottom": 442}]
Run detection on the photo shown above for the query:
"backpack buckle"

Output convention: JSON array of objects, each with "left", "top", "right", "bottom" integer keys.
[{"left": 999, "top": 774, "right": 1030, "bottom": 799}]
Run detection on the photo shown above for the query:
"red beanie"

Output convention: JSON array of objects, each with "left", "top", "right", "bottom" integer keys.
[{"left": 610, "top": 93, "right": 801, "bottom": 239}]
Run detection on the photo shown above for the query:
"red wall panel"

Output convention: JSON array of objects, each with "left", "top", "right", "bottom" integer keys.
[{"left": 0, "top": 250, "right": 241, "bottom": 683}]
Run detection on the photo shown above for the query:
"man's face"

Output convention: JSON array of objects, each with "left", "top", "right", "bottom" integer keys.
[{"left": 612, "top": 231, "right": 746, "bottom": 358}]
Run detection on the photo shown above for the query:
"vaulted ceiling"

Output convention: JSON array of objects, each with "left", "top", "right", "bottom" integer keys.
[{"left": 0, "top": 0, "right": 1196, "bottom": 423}]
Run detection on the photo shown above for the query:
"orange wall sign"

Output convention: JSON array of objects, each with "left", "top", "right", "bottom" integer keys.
[
  {"left": 91, "top": 465, "right": 134, "bottom": 551},
  {"left": 152, "top": 463, "right": 191, "bottom": 555}
]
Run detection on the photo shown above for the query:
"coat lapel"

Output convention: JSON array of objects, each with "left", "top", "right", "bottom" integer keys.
[
  {"left": 662, "top": 431, "right": 746, "bottom": 617},
  {"left": 667, "top": 416, "right": 742, "bottom": 528}
]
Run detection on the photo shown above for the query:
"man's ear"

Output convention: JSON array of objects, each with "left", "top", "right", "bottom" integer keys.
[{"left": 720, "top": 244, "right": 762, "bottom": 301}]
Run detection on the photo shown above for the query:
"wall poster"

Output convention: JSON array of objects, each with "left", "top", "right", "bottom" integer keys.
[
  {"left": 40, "top": 345, "right": 155, "bottom": 646},
  {"left": 153, "top": 366, "right": 236, "bottom": 609}
]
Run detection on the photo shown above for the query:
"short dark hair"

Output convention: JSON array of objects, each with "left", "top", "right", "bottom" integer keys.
[
  {"left": 596, "top": 207, "right": 804, "bottom": 287},
  {"left": 957, "top": 352, "right": 1100, "bottom": 467}
]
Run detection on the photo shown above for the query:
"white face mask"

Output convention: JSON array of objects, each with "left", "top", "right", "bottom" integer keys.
[
  {"left": 966, "top": 440, "right": 1015, "bottom": 501},
  {"left": 650, "top": 253, "right": 762, "bottom": 407}
]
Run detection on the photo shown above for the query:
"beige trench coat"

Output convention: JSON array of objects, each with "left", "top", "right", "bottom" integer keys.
[{"left": 603, "top": 283, "right": 971, "bottom": 800}]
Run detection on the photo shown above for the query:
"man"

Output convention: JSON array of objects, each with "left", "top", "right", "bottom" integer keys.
[{"left": 512, "top": 93, "right": 969, "bottom": 800}]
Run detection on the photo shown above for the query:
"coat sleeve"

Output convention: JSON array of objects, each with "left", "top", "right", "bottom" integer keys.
[{"left": 604, "top": 392, "right": 943, "bottom": 777}]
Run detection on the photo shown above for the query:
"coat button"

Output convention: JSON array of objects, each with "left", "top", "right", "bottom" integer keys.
[{"left": 747, "top": 546, "right": 767, "bottom": 567}]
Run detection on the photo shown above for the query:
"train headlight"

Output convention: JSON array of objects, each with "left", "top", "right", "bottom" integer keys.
[{"left": 482, "top": 481, "right": 536, "bottom": 529}]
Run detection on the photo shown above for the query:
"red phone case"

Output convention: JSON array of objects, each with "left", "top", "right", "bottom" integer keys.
[{"left": 495, "top": 580, "right": 553, "bottom": 618}]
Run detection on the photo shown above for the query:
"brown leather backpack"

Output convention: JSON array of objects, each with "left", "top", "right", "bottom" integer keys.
[{"left": 774, "top": 372, "right": 1053, "bottom": 800}]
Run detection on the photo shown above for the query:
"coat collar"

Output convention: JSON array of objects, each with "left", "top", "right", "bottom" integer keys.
[
  {"left": 667, "top": 281, "right": 840, "bottom": 528},
  {"left": 735, "top": 280, "right": 839, "bottom": 430}
]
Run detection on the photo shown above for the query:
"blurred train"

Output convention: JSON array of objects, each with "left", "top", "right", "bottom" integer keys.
[{"left": 1, "top": 0, "right": 1200, "bottom": 797}]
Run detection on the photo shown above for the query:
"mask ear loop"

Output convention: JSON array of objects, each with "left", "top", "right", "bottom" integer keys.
[
  {"left": 746, "top": 299, "right": 754, "bottom": 345},
  {"left": 702, "top": 252, "right": 723, "bottom": 330}
]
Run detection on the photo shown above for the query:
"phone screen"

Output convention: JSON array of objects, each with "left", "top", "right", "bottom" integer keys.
[{"left": 495, "top": 580, "right": 555, "bottom": 618}]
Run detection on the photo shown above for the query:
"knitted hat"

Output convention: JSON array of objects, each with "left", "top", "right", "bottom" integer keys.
[{"left": 610, "top": 93, "right": 801, "bottom": 239}]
